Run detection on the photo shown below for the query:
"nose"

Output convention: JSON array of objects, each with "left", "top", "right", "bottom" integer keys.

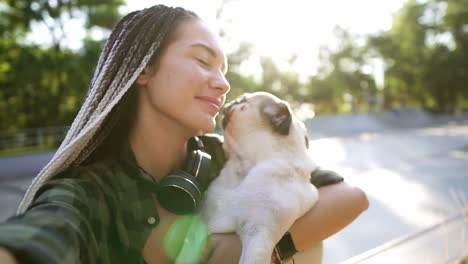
[{"left": 211, "top": 71, "right": 231, "bottom": 94}]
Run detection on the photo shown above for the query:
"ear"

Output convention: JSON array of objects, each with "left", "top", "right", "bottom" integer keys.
[
  {"left": 136, "top": 67, "right": 153, "bottom": 87},
  {"left": 261, "top": 101, "right": 292, "bottom": 135}
]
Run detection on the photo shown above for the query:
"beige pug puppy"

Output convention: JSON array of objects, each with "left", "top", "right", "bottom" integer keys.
[{"left": 202, "top": 91, "right": 319, "bottom": 264}]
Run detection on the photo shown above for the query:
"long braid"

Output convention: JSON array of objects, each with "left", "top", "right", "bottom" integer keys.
[
  {"left": 74, "top": 7, "right": 183, "bottom": 165},
  {"left": 64, "top": 7, "right": 183, "bottom": 161},
  {"left": 68, "top": 10, "right": 150, "bottom": 136},
  {"left": 66, "top": 8, "right": 163, "bottom": 139},
  {"left": 18, "top": 5, "right": 199, "bottom": 214},
  {"left": 89, "top": 10, "right": 140, "bottom": 89}
]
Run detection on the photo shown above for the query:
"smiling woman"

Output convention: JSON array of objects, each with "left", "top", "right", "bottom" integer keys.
[
  {"left": 0, "top": 4, "right": 368, "bottom": 264},
  {"left": 0, "top": 5, "right": 235, "bottom": 264},
  {"left": 132, "top": 18, "right": 230, "bottom": 137}
]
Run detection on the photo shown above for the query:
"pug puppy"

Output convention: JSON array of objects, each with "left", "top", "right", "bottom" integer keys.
[{"left": 201, "top": 91, "right": 319, "bottom": 264}]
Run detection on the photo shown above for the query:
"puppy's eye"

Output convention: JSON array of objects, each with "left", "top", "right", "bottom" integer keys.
[
  {"left": 235, "top": 96, "right": 247, "bottom": 104},
  {"left": 240, "top": 105, "right": 246, "bottom": 110}
]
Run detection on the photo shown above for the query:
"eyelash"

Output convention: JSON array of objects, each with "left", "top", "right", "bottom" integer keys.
[{"left": 197, "top": 58, "right": 210, "bottom": 66}]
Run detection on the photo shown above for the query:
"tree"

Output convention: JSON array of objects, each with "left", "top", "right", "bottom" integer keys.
[
  {"left": 0, "top": 0, "right": 124, "bottom": 130},
  {"left": 306, "top": 27, "right": 377, "bottom": 113},
  {"left": 440, "top": 0, "right": 468, "bottom": 110},
  {"left": 368, "top": 0, "right": 468, "bottom": 113}
]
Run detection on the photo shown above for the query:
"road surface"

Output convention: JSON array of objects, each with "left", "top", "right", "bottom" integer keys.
[{"left": 1, "top": 116, "right": 467, "bottom": 263}]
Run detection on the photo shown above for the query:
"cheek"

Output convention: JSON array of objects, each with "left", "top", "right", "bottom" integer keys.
[
  {"left": 180, "top": 61, "right": 204, "bottom": 84},
  {"left": 154, "top": 59, "right": 199, "bottom": 94}
]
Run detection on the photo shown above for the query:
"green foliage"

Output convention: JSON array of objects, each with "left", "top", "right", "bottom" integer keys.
[
  {"left": 306, "top": 27, "right": 377, "bottom": 113},
  {"left": 0, "top": 0, "right": 124, "bottom": 31},
  {"left": 2, "top": 0, "right": 468, "bottom": 133},
  {"left": 223, "top": 0, "right": 468, "bottom": 115},
  {"left": 224, "top": 42, "right": 261, "bottom": 100},
  {"left": 0, "top": 0, "right": 123, "bottom": 131},
  {"left": 369, "top": 0, "right": 468, "bottom": 113}
]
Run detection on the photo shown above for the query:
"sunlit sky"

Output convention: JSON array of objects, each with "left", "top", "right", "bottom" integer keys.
[
  {"left": 28, "top": 0, "right": 409, "bottom": 82},
  {"left": 125, "top": 0, "right": 408, "bottom": 82}
]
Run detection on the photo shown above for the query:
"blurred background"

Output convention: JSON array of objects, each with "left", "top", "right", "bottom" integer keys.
[{"left": 0, "top": 0, "right": 467, "bottom": 263}]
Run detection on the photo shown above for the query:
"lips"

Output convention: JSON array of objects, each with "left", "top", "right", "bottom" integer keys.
[{"left": 196, "top": 96, "right": 222, "bottom": 113}]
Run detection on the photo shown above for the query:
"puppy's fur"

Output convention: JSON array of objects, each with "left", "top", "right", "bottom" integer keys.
[{"left": 202, "top": 92, "right": 319, "bottom": 264}]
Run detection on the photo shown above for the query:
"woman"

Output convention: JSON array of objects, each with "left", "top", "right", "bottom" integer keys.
[{"left": 0, "top": 5, "right": 368, "bottom": 264}]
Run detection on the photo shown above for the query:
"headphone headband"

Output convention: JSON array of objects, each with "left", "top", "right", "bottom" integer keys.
[{"left": 188, "top": 136, "right": 205, "bottom": 151}]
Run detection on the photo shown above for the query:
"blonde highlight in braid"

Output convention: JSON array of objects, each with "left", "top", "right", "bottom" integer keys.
[{"left": 18, "top": 5, "right": 199, "bottom": 214}]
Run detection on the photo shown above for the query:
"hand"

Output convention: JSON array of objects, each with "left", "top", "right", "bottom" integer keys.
[
  {"left": 204, "top": 233, "right": 242, "bottom": 264},
  {"left": 0, "top": 247, "right": 17, "bottom": 264}
]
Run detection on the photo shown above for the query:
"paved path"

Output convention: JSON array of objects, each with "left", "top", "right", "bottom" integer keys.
[
  {"left": 310, "top": 122, "right": 468, "bottom": 263},
  {"left": 0, "top": 151, "right": 55, "bottom": 179},
  {"left": 1, "top": 119, "right": 467, "bottom": 263},
  {"left": 0, "top": 152, "right": 54, "bottom": 220},
  {"left": 342, "top": 211, "right": 468, "bottom": 263}
]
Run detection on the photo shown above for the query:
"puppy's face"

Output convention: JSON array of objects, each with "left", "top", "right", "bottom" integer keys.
[{"left": 222, "top": 92, "right": 310, "bottom": 159}]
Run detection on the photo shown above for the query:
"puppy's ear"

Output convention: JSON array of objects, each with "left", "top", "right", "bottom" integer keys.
[{"left": 261, "top": 101, "right": 292, "bottom": 135}]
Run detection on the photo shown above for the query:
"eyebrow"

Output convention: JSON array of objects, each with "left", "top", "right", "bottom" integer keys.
[{"left": 190, "top": 43, "right": 227, "bottom": 73}]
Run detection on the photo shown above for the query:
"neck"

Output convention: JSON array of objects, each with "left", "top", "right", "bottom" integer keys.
[{"left": 129, "top": 100, "right": 193, "bottom": 182}]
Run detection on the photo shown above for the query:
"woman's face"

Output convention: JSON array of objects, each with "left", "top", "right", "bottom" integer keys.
[{"left": 136, "top": 18, "right": 230, "bottom": 136}]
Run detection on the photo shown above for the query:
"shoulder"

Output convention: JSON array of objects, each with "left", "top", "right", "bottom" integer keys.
[
  {"left": 32, "top": 167, "right": 104, "bottom": 211},
  {"left": 32, "top": 157, "right": 120, "bottom": 210}
]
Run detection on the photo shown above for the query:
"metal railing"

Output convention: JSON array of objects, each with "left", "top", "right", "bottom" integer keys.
[{"left": 0, "top": 127, "right": 69, "bottom": 151}]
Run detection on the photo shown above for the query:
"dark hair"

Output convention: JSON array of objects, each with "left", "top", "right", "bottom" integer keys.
[{"left": 82, "top": 5, "right": 199, "bottom": 164}]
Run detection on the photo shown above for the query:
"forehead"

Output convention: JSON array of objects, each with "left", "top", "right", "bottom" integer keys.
[{"left": 173, "top": 20, "right": 227, "bottom": 68}]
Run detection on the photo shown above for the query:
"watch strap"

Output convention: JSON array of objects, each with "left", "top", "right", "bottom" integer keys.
[{"left": 273, "top": 231, "right": 297, "bottom": 263}]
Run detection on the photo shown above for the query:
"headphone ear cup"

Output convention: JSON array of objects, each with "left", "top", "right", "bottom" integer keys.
[
  {"left": 157, "top": 150, "right": 212, "bottom": 215},
  {"left": 158, "top": 171, "right": 201, "bottom": 215}
]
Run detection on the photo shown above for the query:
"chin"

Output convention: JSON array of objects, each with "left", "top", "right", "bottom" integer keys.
[
  {"left": 200, "top": 121, "right": 216, "bottom": 134},
  {"left": 191, "top": 118, "right": 216, "bottom": 135}
]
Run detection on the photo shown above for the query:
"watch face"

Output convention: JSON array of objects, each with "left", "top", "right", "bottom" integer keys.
[{"left": 277, "top": 232, "right": 298, "bottom": 260}]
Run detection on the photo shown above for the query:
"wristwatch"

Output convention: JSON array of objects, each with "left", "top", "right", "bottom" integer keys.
[{"left": 272, "top": 231, "right": 298, "bottom": 264}]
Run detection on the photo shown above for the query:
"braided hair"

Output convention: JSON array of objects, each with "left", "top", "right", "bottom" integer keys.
[{"left": 18, "top": 5, "right": 199, "bottom": 214}]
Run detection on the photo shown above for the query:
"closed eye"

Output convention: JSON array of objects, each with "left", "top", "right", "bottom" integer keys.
[
  {"left": 190, "top": 43, "right": 226, "bottom": 73},
  {"left": 197, "top": 58, "right": 210, "bottom": 66}
]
